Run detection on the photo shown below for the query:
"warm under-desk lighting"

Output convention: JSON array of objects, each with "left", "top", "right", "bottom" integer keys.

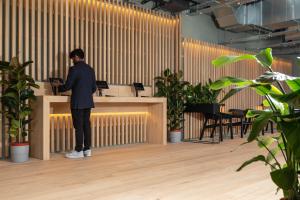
[{"left": 49, "top": 112, "right": 149, "bottom": 117}]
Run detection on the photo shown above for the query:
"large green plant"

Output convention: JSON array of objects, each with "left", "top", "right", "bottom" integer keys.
[
  {"left": 186, "top": 79, "right": 221, "bottom": 104},
  {"left": 0, "top": 57, "right": 39, "bottom": 143},
  {"left": 210, "top": 48, "right": 300, "bottom": 199},
  {"left": 154, "top": 69, "right": 189, "bottom": 131}
]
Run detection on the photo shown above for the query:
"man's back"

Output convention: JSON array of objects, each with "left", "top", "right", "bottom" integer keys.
[{"left": 59, "top": 61, "right": 97, "bottom": 109}]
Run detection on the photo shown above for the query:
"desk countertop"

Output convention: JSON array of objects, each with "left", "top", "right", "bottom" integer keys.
[{"left": 38, "top": 95, "right": 166, "bottom": 104}]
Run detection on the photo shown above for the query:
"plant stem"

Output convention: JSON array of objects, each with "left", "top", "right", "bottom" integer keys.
[
  {"left": 257, "top": 138, "right": 282, "bottom": 169},
  {"left": 277, "top": 139, "right": 287, "bottom": 163}
]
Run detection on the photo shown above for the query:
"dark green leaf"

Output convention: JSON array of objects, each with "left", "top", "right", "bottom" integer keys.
[
  {"left": 210, "top": 76, "right": 251, "bottom": 90},
  {"left": 255, "top": 48, "right": 273, "bottom": 68},
  {"left": 212, "top": 54, "right": 256, "bottom": 67},
  {"left": 270, "top": 90, "right": 300, "bottom": 107},
  {"left": 270, "top": 167, "right": 295, "bottom": 190},
  {"left": 251, "top": 84, "right": 282, "bottom": 96},
  {"left": 286, "top": 79, "right": 300, "bottom": 92},
  {"left": 257, "top": 136, "right": 276, "bottom": 148},
  {"left": 248, "top": 111, "right": 273, "bottom": 142},
  {"left": 280, "top": 120, "right": 300, "bottom": 159},
  {"left": 237, "top": 155, "right": 266, "bottom": 171}
]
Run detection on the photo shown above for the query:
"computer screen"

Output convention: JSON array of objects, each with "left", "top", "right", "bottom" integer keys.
[
  {"left": 49, "top": 78, "right": 64, "bottom": 95},
  {"left": 133, "top": 82, "right": 144, "bottom": 91},
  {"left": 96, "top": 81, "right": 109, "bottom": 89}
]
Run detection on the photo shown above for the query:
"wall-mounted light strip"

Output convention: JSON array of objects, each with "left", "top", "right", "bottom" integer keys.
[{"left": 49, "top": 112, "right": 149, "bottom": 117}]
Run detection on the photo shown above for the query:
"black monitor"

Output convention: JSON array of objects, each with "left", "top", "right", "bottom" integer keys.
[
  {"left": 133, "top": 82, "right": 144, "bottom": 97},
  {"left": 49, "top": 78, "right": 64, "bottom": 95},
  {"left": 96, "top": 81, "right": 109, "bottom": 96}
]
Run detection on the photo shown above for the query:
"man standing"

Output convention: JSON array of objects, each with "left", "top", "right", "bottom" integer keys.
[{"left": 55, "top": 49, "right": 97, "bottom": 159}]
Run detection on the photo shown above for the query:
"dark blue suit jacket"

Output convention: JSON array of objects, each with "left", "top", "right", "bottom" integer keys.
[{"left": 58, "top": 61, "right": 97, "bottom": 109}]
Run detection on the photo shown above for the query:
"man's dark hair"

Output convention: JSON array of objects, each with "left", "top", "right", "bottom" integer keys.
[{"left": 69, "top": 48, "right": 85, "bottom": 59}]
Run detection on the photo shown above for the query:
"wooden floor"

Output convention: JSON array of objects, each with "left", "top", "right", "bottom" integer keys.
[{"left": 0, "top": 138, "right": 280, "bottom": 200}]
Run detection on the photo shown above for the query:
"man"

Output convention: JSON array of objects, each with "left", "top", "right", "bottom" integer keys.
[{"left": 55, "top": 49, "right": 97, "bottom": 159}]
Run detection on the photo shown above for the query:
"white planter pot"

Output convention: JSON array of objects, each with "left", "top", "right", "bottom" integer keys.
[
  {"left": 169, "top": 130, "right": 182, "bottom": 143},
  {"left": 11, "top": 143, "right": 29, "bottom": 163}
]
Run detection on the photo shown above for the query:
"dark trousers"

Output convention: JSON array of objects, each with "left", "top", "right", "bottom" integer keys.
[{"left": 71, "top": 108, "right": 91, "bottom": 152}]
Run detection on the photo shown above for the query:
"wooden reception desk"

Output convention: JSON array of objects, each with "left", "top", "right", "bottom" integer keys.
[{"left": 30, "top": 96, "right": 167, "bottom": 160}]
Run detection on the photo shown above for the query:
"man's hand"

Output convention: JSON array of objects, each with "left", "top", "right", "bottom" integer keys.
[{"left": 52, "top": 80, "right": 62, "bottom": 87}]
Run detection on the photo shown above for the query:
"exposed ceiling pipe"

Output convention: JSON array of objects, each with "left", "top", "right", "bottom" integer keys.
[
  {"left": 186, "top": 0, "right": 250, "bottom": 16},
  {"left": 261, "top": 40, "right": 300, "bottom": 49},
  {"left": 273, "top": 49, "right": 300, "bottom": 56},
  {"left": 221, "top": 28, "right": 300, "bottom": 45},
  {"left": 188, "top": 0, "right": 218, "bottom": 10}
]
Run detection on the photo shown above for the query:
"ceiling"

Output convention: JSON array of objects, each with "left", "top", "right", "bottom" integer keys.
[{"left": 125, "top": 0, "right": 300, "bottom": 56}]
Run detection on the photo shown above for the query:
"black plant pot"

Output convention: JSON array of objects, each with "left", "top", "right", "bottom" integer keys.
[{"left": 184, "top": 103, "right": 220, "bottom": 114}]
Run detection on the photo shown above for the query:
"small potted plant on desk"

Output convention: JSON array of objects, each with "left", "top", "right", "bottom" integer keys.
[
  {"left": 154, "top": 68, "right": 189, "bottom": 143},
  {"left": 185, "top": 79, "right": 222, "bottom": 114},
  {"left": 1, "top": 57, "right": 39, "bottom": 163}
]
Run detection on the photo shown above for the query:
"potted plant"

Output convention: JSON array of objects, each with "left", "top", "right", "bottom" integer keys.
[
  {"left": 185, "top": 79, "right": 222, "bottom": 114},
  {"left": 210, "top": 48, "right": 300, "bottom": 199},
  {"left": 0, "top": 57, "right": 39, "bottom": 163},
  {"left": 154, "top": 68, "right": 189, "bottom": 143}
]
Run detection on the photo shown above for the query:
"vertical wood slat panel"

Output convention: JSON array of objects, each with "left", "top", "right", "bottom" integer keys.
[
  {"left": 11, "top": 0, "right": 17, "bottom": 57},
  {"left": 103, "top": 2, "right": 107, "bottom": 81},
  {"left": 59, "top": 0, "right": 63, "bottom": 78},
  {"left": 65, "top": 0, "right": 70, "bottom": 71},
  {"left": 37, "top": 0, "right": 41, "bottom": 80},
  {"left": 61, "top": 116, "right": 66, "bottom": 152},
  {"left": 49, "top": 113, "right": 148, "bottom": 153},
  {"left": 18, "top": 0, "right": 23, "bottom": 61},
  {"left": 91, "top": 116, "right": 95, "bottom": 147},
  {"left": 42, "top": 0, "right": 47, "bottom": 80},
  {"left": 94, "top": 0, "right": 98, "bottom": 81},
  {"left": 50, "top": 116, "right": 54, "bottom": 152},
  {"left": 66, "top": 116, "right": 71, "bottom": 150},
  {"left": 70, "top": 0, "right": 75, "bottom": 52},
  {"left": 85, "top": 0, "right": 88, "bottom": 64},
  {"left": 24, "top": 0, "right": 30, "bottom": 67},
  {"left": 80, "top": 0, "right": 84, "bottom": 50},
  {"left": 49, "top": 0, "right": 53, "bottom": 78},
  {"left": 96, "top": 116, "right": 100, "bottom": 147},
  {"left": 0, "top": 0, "right": 2, "bottom": 61},
  {"left": 89, "top": 0, "right": 94, "bottom": 74},
  {"left": 100, "top": 117, "right": 104, "bottom": 147},
  {"left": 75, "top": 0, "right": 79, "bottom": 48},
  {"left": 54, "top": 0, "right": 59, "bottom": 78}
]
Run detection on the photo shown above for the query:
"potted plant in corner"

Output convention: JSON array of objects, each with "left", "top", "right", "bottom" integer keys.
[
  {"left": 0, "top": 57, "right": 39, "bottom": 163},
  {"left": 210, "top": 48, "right": 300, "bottom": 200},
  {"left": 154, "top": 68, "right": 189, "bottom": 143},
  {"left": 185, "top": 79, "right": 222, "bottom": 114}
]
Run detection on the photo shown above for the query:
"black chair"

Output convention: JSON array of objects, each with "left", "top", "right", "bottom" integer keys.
[
  {"left": 228, "top": 109, "right": 252, "bottom": 138},
  {"left": 200, "top": 113, "right": 224, "bottom": 142}
]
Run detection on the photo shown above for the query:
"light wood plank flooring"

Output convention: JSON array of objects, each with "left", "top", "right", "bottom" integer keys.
[{"left": 0, "top": 138, "right": 280, "bottom": 200}]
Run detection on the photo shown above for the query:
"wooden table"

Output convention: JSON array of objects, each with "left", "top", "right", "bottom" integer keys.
[{"left": 30, "top": 96, "right": 167, "bottom": 160}]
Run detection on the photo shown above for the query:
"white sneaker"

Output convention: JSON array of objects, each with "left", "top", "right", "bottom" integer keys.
[
  {"left": 65, "top": 150, "right": 84, "bottom": 159},
  {"left": 83, "top": 149, "right": 92, "bottom": 157}
]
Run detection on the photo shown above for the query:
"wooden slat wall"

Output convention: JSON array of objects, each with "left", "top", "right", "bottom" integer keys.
[
  {"left": 0, "top": 0, "right": 180, "bottom": 87},
  {"left": 182, "top": 38, "right": 293, "bottom": 140},
  {"left": 49, "top": 113, "right": 148, "bottom": 153}
]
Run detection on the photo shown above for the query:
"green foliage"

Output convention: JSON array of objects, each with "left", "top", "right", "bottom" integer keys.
[
  {"left": 211, "top": 48, "right": 300, "bottom": 199},
  {"left": 1, "top": 57, "right": 39, "bottom": 143},
  {"left": 154, "top": 69, "right": 189, "bottom": 131},
  {"left": 186, "top": 79, "right": 221, "bottom": 104}
]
